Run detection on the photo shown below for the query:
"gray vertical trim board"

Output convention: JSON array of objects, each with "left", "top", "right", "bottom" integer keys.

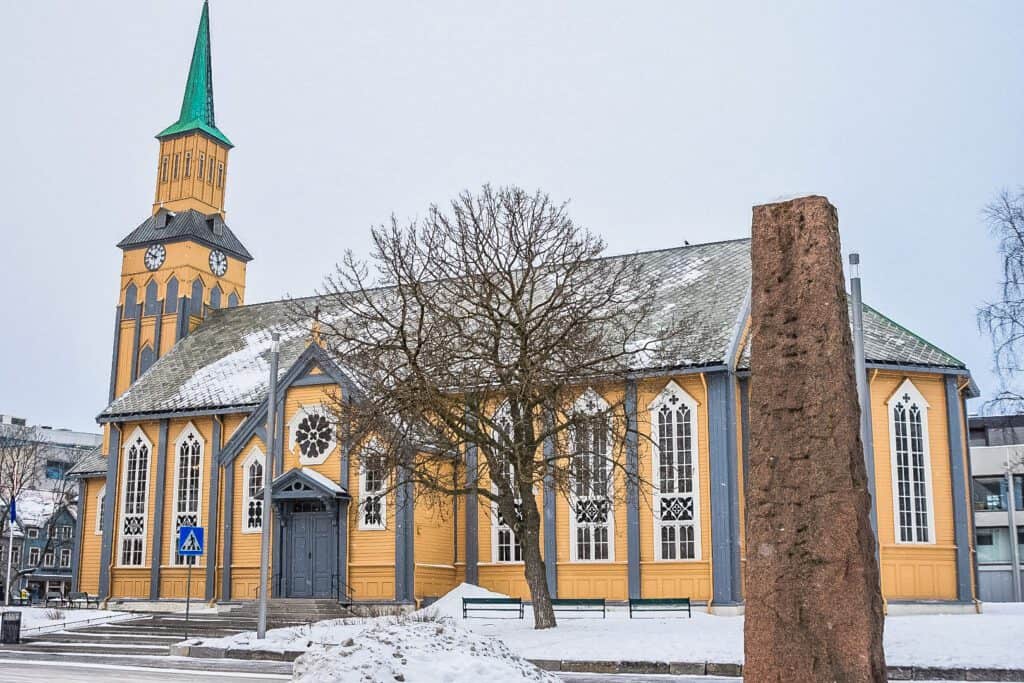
[
  {"left": 624, "top": 379, "right": 641, "bottom": 599},
  {"left": 338, "top": 500, "right": 349, "bottom": 601},
  {"left": 405, "top": 465, "right": 415, "bottom": 601},
  {"left": 962, "top": 395, "right": 980, "bottom": 599},
  {"left": 222, "top": 458, "right": 234, "bottom": 600},
  {"left": 464, "top": 443, "right": 479, "bottom": 585},
  {"left": 944, "top": 376, "right": 973, "bottom": 602},
  {"left": 272, "top": 509, "right": 283, "bottom": 598},
  {"left": 724, "top": 374, "right": 742, "bottom": 602},
  {"left": 394, "top": 459, "right": 415, "bottom": 602},
  {"left": 739, "top": 377, "right": 750, "bottom": 489},
  {"left": 71, "top": 479, "right": 87, "bottom": 593},
  {"left": 149, "top": 420, "right": 170, "bottom": 600},
  {"left": 108, "top": 306, "right": 123, "bottom": 402},
  {"left": 99, "top": 425, "right": 122, "bottom": 599},
  {"left": 129, "top": 304, "right": 142, "bottom": 383},
  {"left": 542, "top": 434, "right": 558, "bottom": 598},
  {"left": 205, "top": 419, "right": 222, "bottom": 601},
  {"left": 152, "top": 311, "right": 163, "bottom": 361},
  {"left": 707, "top": 372, "right": 741, "bottom": 605}
]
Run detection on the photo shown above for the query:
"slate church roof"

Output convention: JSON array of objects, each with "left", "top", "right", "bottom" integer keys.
[
  {"left": 99, "top": 238, "right": 969, "bottom": 420},
  {"left": 117, "top": 209, "right": 252, "bottom": 261}
]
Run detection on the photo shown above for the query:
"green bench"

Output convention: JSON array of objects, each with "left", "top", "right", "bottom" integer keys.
[
  {"left": 462, "top": 597, "right": 524, "bottom": 619},
  {"left": 551, "top": 598, "right": 606, "bottom": 618},
  {"left": 628, "top": 597, "right": 691, "bottom": 618}
]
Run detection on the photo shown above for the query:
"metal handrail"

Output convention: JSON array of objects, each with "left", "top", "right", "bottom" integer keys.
[{"left": 18, "top": 611, "right": 141, "bottom": 635}]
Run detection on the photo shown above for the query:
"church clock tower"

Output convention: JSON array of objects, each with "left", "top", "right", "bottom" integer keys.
[{"left": 108, "top": 0, "right": 251, "bottom": 402}]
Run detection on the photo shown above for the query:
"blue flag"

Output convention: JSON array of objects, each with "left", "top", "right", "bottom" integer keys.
[{"left": 8, "top": 498, "right": 14, "bottom": 523}]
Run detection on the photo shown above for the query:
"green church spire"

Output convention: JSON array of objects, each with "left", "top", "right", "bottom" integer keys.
[{"left": 157, "top": 1, "right": 233, "bottom": 148}]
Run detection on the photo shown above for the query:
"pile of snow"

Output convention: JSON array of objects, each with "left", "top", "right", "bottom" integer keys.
[
  {"left": 292, "top": 618, "right": 559, "bottom": 683},
  {"left": 418, "top": 582, "right": 510, "bottom": 621}
]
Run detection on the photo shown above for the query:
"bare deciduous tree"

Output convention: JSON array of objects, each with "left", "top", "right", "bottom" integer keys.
[
  {"left": 301, "top": 186, "right": 675, "bottom": 629},
  {"left": 979, "top": 188, "right": 1024, "bottom": 413}
]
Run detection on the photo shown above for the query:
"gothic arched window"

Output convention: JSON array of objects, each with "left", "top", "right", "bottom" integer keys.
[
  {"left": 490, "top": 403, "right": 523, "bottom": 563},
  {"left": 172, "top": 424, "right": 204, "bottom": 565},
  {"left": 210, "top": 285, "right": 222, "bottom": 309},
  {"left": 123, "top": 283, "right": 138, "bottom": 319},
  {"left": 889, "top": 379, "right": 935, "bottom": 544},
  {"left": 242, "top": 447, "right": 264, "bottom": 533},
  {"left": 190, "top": 279, "right": 204, "bottom": 316},
  {"left": 165, "top": 276, "right": 179, "bottom": 314},
  {"left": 138, "top": 345, "right": 156, "bottom": 376},
  {"left": 569, "top": 388, "right": 613, "bottom": 562},
  {"left": 118, "top": 428, "right": 151, "bottom": 566},
  {"left": 650, "top": 381, "right": 701, "bottom": 561},
  {"left": 144, "top": 280, "right": 160, "bottom": 315}
]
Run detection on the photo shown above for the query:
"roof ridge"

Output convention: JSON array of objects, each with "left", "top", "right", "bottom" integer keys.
[{"left": 226, "top": 237, "right": 750, "bottom": 312}]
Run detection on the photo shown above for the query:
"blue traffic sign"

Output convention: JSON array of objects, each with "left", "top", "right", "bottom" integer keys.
[{"left": 177, "top": 526, "right": 204, "bottom": 557}]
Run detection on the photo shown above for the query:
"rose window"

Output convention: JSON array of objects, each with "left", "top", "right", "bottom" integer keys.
[{"left": 295, "top": 413, "right": 333, "bottom": 459}]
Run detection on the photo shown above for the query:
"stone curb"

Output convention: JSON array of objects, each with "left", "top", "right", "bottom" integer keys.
[{"left": 169, "top": 646, "right": 1024, "bottom": 681}]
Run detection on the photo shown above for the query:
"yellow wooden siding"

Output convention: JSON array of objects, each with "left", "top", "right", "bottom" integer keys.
[
  {"left": 153, "top": 132, "right": 230, "bottom": 215},
  {"left": 412, "top": 459, "right": 457, "bottom": 601},
  {"left": 871, "top": 371, "right": 957, "bottom": 600},
  {"left": 77, "top": 477, "right": 105, "bottom": 594},
  {"left": 636, "top": 375, "right": 713, "bottom": 601},
  {"left": 230, "top": 435, "right": 268, "bottom": 599}
]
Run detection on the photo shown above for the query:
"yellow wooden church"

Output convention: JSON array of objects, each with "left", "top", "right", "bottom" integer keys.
[{"left": 69, "top": 2, "right": 980, "bottom": 612}]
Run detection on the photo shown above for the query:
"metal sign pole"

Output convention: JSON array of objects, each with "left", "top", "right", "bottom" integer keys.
[
  {"left": 257, "top": 333, "right": 280, "bottom": 640},
  {"left": 185, "top": 560, "right": 192, "bottom": 640}
]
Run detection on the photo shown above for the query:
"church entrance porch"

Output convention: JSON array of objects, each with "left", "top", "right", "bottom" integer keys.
[{"left": 269, "top": 468, "right": 350, "bottom": 602}]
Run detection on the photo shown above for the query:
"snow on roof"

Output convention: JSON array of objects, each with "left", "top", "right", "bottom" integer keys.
[
  {"left": 101, "top": 238, "right": 967, "bottom": 419},
  {"left": 296, "top": 468, "right": 346, "bottom": 495}
]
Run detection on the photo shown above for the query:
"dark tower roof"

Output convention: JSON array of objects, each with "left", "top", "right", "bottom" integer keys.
[{"left": 117, "top": 209, "right": 252, "bottom": 261}]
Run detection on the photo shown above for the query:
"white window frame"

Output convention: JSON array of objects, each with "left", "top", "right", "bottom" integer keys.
[
  {"left": 568, "top": 388, "right": 615, "bottom": 563},
  {"left": 43, "top": 550, "right": 54, "bottom": 567},
  {"left": 28, "top": 547, "right": 40, "bottom": 566},
  {"left": 489, "top": 403, "right": 524, "bottom": 564},
  {"left": 26, "top": 528, "right": 38, "bottom": 540},
  {"left": 58, "top": 525, "right": 72, "bottom": 540},
  {"left": 358, "top": 443, "right": 387, "bottom": 531},
  {"left": 170, "top": 423, "right": 205, "bottom": 566},
  {"left": 59, "top": 548, "right": 71, "bottom": 568},
  {"left": 241, "top": 447, "right": 265, "bottom": 534},
  {"left": 649, "top": 381, "right": 702, "bottom": 562},
  {"left": 288, "top": 405, "right": 337, "bottom": 466},
  {"left": 887, "top": 378, "right": 936, "bottom": 545},
  {"left": 118, "top": 427, "right": 153, "bottom": 567},
  {"left": 95, "top": 485, "right": 106, "bottom": 535}
]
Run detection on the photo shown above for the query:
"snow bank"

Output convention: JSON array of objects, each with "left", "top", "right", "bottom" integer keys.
[
  {"left": 12, "top": 606, "right": 132, "bottom": 633},
  {"left": 417, "top": 582, "right": 509, "bottom": 621},
  {"left": 292, "top": 618, "right": 559, "bottom": 683}
]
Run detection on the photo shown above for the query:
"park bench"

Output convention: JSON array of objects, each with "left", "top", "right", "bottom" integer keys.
[
  {"left": 462, "top": 597, "right": 524, "bottom": 619},
  {"left": 44, "top": 591, "right": 65, "bottom": 608},
  {"left": 628, "top": 597, "right": 691, "bottom": 618},
  {"left": 67, "top": 592, "right": 99, "bottom": 609},
  {"left": 551, "top": 598, "right": 606, "bottom": 618}
]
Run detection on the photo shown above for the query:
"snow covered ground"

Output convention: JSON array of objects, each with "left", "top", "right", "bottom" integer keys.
[
  {"left": 187, "top": 584, "right": 1024, "bottom": 671},
  {"left": 291, "top": 618, "right": 559, "bottom": 682},
  {"left": 7, "top": 606, "right": 134, "bottom": 633}
]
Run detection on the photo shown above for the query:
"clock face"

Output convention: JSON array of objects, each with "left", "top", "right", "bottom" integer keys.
[
  {"left": 209, "top": 249, "right": 228, "bottom": 277},
  {"left": 144, "top": 244, "right": 166, "bottom": 271}
]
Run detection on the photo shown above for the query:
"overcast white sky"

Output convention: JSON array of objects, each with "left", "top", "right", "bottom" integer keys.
[{"left": 1, "top": 1, "right": 1021, "bottom": 432}]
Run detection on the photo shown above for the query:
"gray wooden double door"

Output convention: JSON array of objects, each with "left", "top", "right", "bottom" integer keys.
[{"left": 287, "top": 510, "right": 335, "bottom": 598}]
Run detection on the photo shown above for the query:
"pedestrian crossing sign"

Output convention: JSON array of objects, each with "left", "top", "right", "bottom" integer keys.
[{"left": 178, "top": 526, "right": 204, "bottom": 557}]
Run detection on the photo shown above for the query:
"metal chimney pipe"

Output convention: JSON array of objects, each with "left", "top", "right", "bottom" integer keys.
[{"left": 850, "top": 253, "right": 880, "bottom": 562}]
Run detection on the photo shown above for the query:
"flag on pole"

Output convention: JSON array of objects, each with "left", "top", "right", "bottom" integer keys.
[{"left": 8, "top": 498, "right": 14, "bottom": 522}]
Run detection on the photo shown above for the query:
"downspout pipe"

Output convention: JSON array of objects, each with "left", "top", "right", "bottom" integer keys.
[{"left": 850, "top": 253, "right": 880, "bottom": 565}]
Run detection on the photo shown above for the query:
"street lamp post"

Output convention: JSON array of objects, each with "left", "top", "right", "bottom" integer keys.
[{"left": 257, "top": 333, "right": 280, "bottom": 639}]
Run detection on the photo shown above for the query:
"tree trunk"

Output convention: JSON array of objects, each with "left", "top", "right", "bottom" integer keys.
[
  {"left": 745, "top": 196, "right": 886, "bottom": 682},
  {"left": 516, "top": 494, "right": 556, "bottom": 630}
]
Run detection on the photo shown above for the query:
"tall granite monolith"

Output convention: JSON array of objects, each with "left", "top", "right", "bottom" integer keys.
[{"left": 744, "top": 196, "right": 886, "bottom": 682}]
